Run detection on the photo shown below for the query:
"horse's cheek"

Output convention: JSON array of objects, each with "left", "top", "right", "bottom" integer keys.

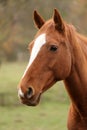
[{"left": 54, "top": 54, "right": 71, "bottom": 80}]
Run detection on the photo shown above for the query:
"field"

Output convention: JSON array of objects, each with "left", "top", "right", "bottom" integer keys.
[{"left": 0, "top": 62, "right": 70, "bottom": 130}]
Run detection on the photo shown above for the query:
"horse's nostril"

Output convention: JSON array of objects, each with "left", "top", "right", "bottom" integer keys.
[{"left": 26, "top": 87, "right": 34, "bottom": 99}]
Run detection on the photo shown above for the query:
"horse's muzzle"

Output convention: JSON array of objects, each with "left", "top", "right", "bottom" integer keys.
[
  {"left": 18, "top": 87, "right": 41, "bottom": 106},
  {"left": 23, "top": 94, "right": 41, "bottom": 106}
]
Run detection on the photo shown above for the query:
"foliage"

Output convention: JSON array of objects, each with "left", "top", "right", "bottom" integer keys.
[{"left": 0, "top": 0, "right": 87, "bottom": 61}]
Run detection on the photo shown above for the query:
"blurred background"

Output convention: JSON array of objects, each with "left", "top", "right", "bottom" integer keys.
[{"left": 0, "top": 0, "right": 87, "bottom": 130}]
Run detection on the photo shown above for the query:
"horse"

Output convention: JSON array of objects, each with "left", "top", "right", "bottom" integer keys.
[{"left": 18, "top": 9, "right": 87, "bottom": 130}]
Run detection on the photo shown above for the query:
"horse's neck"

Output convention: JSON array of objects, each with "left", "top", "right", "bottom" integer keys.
[
  {"left": 77, "top": 33, "right": 87, "bottom": 58},
  {"left": 64, "top": 32, "right": 87, "bottom": 116}
]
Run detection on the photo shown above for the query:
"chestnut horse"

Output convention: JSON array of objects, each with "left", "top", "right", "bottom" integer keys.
[{"left": 18, "top": 9, "right": 87, "bottom": 130}]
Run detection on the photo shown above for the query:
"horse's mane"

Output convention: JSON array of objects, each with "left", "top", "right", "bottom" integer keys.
[
  {"left": 67, "top": 23, "right": 87, "bottom": 58},
  {"left": 67, "top": 23, "right": 87, "bottom": 45}
]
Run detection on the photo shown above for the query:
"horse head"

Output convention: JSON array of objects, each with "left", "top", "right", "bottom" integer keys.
[{"left": 18, "top": 9, "right": 72, "bottom": 106}]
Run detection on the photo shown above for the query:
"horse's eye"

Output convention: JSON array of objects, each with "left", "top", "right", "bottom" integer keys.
[{"left": 49, "top": 45, "right": 58, "bottom": 52}]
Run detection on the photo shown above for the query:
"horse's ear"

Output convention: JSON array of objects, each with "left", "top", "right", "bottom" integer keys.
[
  {"left": 53, "top": 9, "right": 65, "bottom": 33},
  {"left": 34, "top": 10, "right": 45, "bottom": 29}
]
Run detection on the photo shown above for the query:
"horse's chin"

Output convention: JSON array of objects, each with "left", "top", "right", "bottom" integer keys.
[{"left": 20, "top": 93, "right": 41, "bottom": 106}]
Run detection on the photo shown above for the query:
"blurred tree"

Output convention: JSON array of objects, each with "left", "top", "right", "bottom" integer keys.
[{"left": 0, "top": 0, "right": 87, "bottom": 61}]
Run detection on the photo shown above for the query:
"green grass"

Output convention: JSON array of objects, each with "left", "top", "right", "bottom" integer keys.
[
  {"left": 0, "top": 62, "right": 26, "bottom": 93},
  {"left": 0, "top": 103, "right": 68, "bottom": 130},
  {"left": 0, "top": 62, "right": 70, "bottom": 130}
]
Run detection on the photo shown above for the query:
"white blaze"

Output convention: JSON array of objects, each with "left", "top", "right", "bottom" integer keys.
[
  {"left": 22, "top": 33, "right": 46, "bottom": 78},
  {"left": 18, "top": 88, "right": 24, "bottom": 98}
]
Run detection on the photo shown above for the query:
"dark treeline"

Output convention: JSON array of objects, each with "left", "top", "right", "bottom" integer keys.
[{"left": 0, "top": 0, "right": 87, "bottom": 61}]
